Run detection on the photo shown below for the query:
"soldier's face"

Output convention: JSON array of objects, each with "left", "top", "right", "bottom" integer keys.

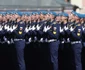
[
  {"left": 6, "top": 14, "right": 10, "bottom": 19},
  {"left": 75, "top": 16, "right": 79, "bottom": 20},
  {"left": 17, "top": 18, "right": 21, "bottom": 22},
  {"left": 50, "top": 14, "right": 54, "bottom": 19},
  {"left": 80, "top": 18, "right": 84, "bottom": 22},
  {"left": 36, "top": 14, "right": 39, "bottom": 19},
  {"left": 70, "top": 14, "right": 75, "bottom": 19},
  {"left": 31, "top": 15, "right": 35, "bottom": 20},
  {"left": 28, "top": 16, "right": 31, "bottom": 21},
  {"left": 57, "top": 16, "right": 61, "bottom": 21},
  {"left": 46, "top": 14, "right": 50, "bottom": 20},
  {"left": 62, "top": 16, "right": 67, "bottom": 20}
]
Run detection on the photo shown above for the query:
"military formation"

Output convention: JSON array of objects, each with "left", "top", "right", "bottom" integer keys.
[{"left": 0, "top": 10, "right": 85, "bottom": 70}]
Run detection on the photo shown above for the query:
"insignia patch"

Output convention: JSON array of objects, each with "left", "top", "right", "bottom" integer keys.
[
  {"left": 53, "top": 27, "right": 57, "bottom": 30},
  {"left": 20, "top": 22, "right": 23, "bottom": 24},
  {"left": 77, "top": 33, "right": 80, "bottom": 36},
  {"left": 20, "top": 27, "right": 23, "bottom": 29},
  {"left": 19, "top": 31, "right": 22, "bottom": 34},
  {"left": 53, "top": 31, "right": 56, "bottom": 34},
  {"left": 78, "top": 29, "right": 81, "bottom": 32}
]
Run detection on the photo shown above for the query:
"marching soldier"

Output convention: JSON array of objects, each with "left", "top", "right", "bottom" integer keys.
[
  {"left": 13, "top": 18, "right": 26, "bottom": 70},
  {"left": 70, "top": 12, "right": 83, "bottom": 70},
  {"left": 46, "top": 11, "right": 60, "bottom": 70}
]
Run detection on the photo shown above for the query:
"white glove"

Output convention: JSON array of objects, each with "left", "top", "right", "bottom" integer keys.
[
  {"left": 40, "top": 38, "right": 43, "bottom": 42},
  {"left": 3, "top": 36, "right": 7, "bottom": 41},
  {"left": 36, "top": 24, "right": 39, "bottom": 28},
  {"left": 11, "top": 39, "right": 14, "bottom": 43},
  {"left": 36, "top": 25, "right": 41, "bottom": 30},
  {"left": 60, "top": 27, "right": 63, "bottom": 33},
  {"left": 29, "top": 38, "right": 32, "bottom": 42},
  {"left": 43, "top": 26, "right": 51, "bottom": 32},
  {"left": 43, "top": 26, "right": 47, "bottom": 32},
  {"left": 25, "top": 27, "right": 29, "bottom": 33},
  {"left": 13, "top": 25, "right": 16, "bottom": 30},
  {"left": 82, "top": 27, "right": 85, "bottom": 31},
  {"left": 7, "top": 41, "right": 11, "bottom": 44},
  {"left": 7, "top": 26, "right": 10, "bottom": 31},
  {"left": 4, "top": 25, "right": 7, "bottom": 30},
  {"left": 47, "top": 26, "right": 51, "bottom": 30},
  {"left": 32, "top": 25, "right": 36, "bottom": 30},
  {"left": 64, "top": 26, "right": 68, "bottom": 31},
  {"left": 28, "top": 26, "right": 32, "bottom": 31},
  {"left": 10, "top": 27, "right": 14, "bottom": 32},
  {"left": 0, "top": 28, "right": 2, "bottom": 31},
  {"left": 70, "top": 27, "right": 74, "bottom": 32}
]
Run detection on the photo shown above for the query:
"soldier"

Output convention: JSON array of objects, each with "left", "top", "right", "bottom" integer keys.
[
  {"left": 13, "top": 16, "right": 26, "bottom": 70},
  {"left": 81, "top": 14, "right": 85, "bottom": 70},
  {"left": 46, "top": 11, "right": 60, "bottom": 70},
  {"left": 70, "top": 12, "right": 83, "bottom": 70}
]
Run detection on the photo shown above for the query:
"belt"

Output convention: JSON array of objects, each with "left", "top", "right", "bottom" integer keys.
[
  {"left": 71, "top": 41, "right": 81, "bottom": 44},
  {"left": 14, "top": 39, "right": 25, "bottom": 41},
  {"left": 48, "top": 39, "right": 57, "bottom": 42}
]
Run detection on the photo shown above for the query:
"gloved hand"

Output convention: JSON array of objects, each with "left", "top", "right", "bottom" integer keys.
[
  {"left": 43, "top": 26, "right": 47, "bottom": 32},
  {"left": 7, "top": 41, "right": 11, "bottom": 44},
  {"left": 43, "top": 26, "right": 51, "bottom": 32},
  {"left": 11, "top": 39, "right": 14, "bottom": 44},
  {"left": 3, "top": 36, "right": 7, "bottom": 42},
  {"left": 60, "top": 27, "right": 63, "bottom": 33},
  {"left": 64, "top": 26, "right": 68, "bottom": 31},
  {"left": 40, "top": 38, "right": 43, "bottom": 42},
  {"left": 82, "top": 27, "right": 85, "bottom": 31},
  {"left": 28, "top": 26, "right": 32, "bottom": 31},
  {"left": 10, "top": 27, "right": 14, "bottom": 32},
  {"left": 29, "top": 38, "right": 32, "bottom": 42},
  {"left": 36, "top": 25, "right": 41, "bottom": 30},
  {"left": 47, "top": 26, "right": 51, "bottom": 30},
  {"left": 70, "top": 27, "right": 74, "bottom": 32},
  {"left": 32, "top": 25, "right": 36, "bottom": 30},
  {"left": 13, "top": 25, "right": 16, "bottom": 30},
  {"left": 25, "top": 27, "right": 29, "bottom": 33}
]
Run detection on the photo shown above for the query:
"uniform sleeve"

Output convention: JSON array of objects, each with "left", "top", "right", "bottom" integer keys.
[
  {"left": 47, "top": 30, "right": 59, "bottom": 39},
  {"left": 65, "top": 30, "right": 71, "bottom": 36},
  {"left": 82, "top": 29, "right": 85, "bottom": 35}
]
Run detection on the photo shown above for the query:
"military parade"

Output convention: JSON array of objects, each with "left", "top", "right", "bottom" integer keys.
[{"left": 0, "top": 10, "right": 85, "bottom": 70}]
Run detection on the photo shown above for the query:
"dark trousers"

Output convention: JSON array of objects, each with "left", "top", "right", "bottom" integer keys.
[
  {"left": 49, "top": 41, "right": 59, "bottom": 70},
  {"left": 59, "top": 42, "right": 71, "bottom": 70},
  {"left": 14, "top": 40, "right": 26, "bottom": 70},
  {"left": 82, "top": 42, "right": 85, "bottom": 70},
  {"left": 71, "top": 43, "right": 82, "bottom": 70}
]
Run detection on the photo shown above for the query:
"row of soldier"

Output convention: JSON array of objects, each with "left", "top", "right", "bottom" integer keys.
[{"left": 0, "top": 11, "right": 85, "bottom": 70}]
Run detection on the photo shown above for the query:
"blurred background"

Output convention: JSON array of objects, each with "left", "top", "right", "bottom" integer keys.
[{"left": 0, "top": 0, "right": 85, "bottom": 13}]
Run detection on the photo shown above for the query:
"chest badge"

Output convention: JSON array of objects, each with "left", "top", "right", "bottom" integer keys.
[
  {"left": 53, "top": 27, "right": 57, "bottom": 30},
  {"left": 77, "top": 33, "right": 80, "bottom": 36},
  {"left": 19, "top": 31, "right": 22, "bottom": 34},
  {"left": 78, "top": 29, "right": 81, "bottom": 32},
  {"left": 53, "top": 31, "right": 56, "bottom": 34}
]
